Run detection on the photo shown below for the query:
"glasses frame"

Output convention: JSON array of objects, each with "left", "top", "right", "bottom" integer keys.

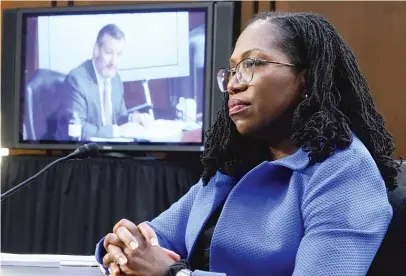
[{"left": 217, "top": 58, "right": 297, "bottom": 92}]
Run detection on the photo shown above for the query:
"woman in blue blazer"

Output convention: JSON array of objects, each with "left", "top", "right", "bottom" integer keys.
[{"left": 96, "top": 12, "right": 399, "bottom": 276}]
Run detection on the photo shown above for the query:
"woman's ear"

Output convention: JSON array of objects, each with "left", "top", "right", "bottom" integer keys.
[
  {"left": 298, "top": 70, "right": 307, "bottom": 91},
  {"left": 298, "top": 70, "right": 308, "bottom": 99}
]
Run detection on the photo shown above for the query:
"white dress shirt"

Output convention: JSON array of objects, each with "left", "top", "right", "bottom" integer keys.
[{"left": 92, "top": 60, "right": 119, "bottom": 137}]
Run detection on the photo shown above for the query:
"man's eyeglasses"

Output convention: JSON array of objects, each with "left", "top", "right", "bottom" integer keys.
[{"left": 216, "top": 58, "right": 296, "bottom": 93}]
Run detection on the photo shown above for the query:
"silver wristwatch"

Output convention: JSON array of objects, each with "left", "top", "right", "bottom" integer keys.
[{"left": 176, "top": 268, "right": 192, "bottom": 276}]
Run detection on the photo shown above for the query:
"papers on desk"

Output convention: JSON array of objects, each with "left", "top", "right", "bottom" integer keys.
[
  {"left": 120, "top": 119, "right": 202, "bottom": 142},
  {"left": 88, "top": 137, "right": 134, "bottom": 142},
  {"left": 0, "top": 253, "right": 99, "bottom": 268},
  {"left": 133, "top": 120, "right": 185, "bottom": 142},
  {"left": 86, "top": 120, "right": 202, "bottom": 143}
]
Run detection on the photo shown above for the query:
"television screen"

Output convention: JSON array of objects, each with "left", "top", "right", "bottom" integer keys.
[{"left": 19, "top": 6, "right": 208, "bottom": 148}]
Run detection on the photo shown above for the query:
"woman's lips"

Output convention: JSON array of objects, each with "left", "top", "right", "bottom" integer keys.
[
  {"left": 229, "top": 104, "right": 250, "bottom": 115},
  {"left": 228, "top": 98, "right": 250, "bottom": 116}
]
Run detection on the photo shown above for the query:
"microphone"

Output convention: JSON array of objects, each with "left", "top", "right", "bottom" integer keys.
[
  {"left": 1, "top": 143, "right": 100, "bottom": 202},
  {"left": 67, "top": 142, "right": 100, "bottom": 159}
]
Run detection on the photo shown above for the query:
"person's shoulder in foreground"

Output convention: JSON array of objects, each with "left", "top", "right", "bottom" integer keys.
[
  {"left": 289, "top": 134, "right": 393, "bottom": 275},
  {"left": 300, "top": 133, "right": 393, "bottom": 222},
  {"left": 305, "top": 133, "right": 392, "bottom": 189}
]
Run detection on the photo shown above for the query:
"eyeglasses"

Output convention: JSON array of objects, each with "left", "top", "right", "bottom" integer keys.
[{"left": 216, "top": 58, "right": 297, "bottom": 93}]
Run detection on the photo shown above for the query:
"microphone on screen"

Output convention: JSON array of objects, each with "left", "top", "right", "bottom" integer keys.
[{"left": 0, "top": 143, "right": 101, "bottom": 202}]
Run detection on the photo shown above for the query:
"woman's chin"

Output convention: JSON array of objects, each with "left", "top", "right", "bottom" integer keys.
[
  {"left": 234, "top": 119, "right": 256, "bottom": 136},
  {"left": 234, "top": 119, "right": 274, "bottom": 140}
]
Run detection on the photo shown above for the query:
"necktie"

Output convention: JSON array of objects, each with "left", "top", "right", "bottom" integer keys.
[{"left": 103, "top": 79, "right": 112, "bottom": 125}]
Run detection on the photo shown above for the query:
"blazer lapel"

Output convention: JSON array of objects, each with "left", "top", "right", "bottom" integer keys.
[{"left": 185, "top": 172, "right": 236, "bottom": 257}]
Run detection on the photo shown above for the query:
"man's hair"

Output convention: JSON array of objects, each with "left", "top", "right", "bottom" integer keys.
[
  {"left": 96, "top": 24, "right": 125, "bottom": 46},
  {"left": 200, "top": 12, "right": 400, "bottom": 189}
]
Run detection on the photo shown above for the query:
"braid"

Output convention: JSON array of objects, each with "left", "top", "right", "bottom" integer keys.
[{"left": 201, "top": 12, "right": 400, "bottom": 189}]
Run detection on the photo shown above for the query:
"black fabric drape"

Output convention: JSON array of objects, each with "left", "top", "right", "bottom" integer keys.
[{"left": 1, "top": 155, "right": 201, "bottom": 255}]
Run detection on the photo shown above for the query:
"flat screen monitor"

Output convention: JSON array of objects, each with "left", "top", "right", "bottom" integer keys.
[{"left": 14, "top": 3, "right": 216, "bottom": 151}]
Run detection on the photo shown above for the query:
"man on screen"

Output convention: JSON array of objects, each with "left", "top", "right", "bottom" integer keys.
[{"left": 58, "top": 24, "right": 151, "bottom": 140}]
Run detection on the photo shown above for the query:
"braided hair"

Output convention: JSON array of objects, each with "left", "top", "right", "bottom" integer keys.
[{"left": 201, "top": 12, "right": 400, "bottom": 189}]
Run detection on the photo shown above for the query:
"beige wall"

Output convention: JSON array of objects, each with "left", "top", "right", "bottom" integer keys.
[{"left": 240, "top": 1, "right": 406, "bottom": 158}]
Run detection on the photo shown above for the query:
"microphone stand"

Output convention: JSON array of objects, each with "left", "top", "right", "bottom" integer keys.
[
  {"left": 1, "top": 155, "right": 71, "bottom": 202},
  {"left": 0, "top": 143, "right": 100, "bottom": 202}
]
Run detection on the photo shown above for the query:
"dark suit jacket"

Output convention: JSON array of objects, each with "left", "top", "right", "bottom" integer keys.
[{"left": 58, "top": 60, "right": 128, "bottom": 139}]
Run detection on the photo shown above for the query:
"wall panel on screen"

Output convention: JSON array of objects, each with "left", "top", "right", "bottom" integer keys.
[{"left": 37, "top": 12, "right": 190, "bottom": 82}]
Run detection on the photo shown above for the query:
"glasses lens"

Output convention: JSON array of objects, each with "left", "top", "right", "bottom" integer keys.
[
  {"left": 217, "top": 69, "right": 229, "bottom": 92},
  {"left": 236, "top": 59, "right": 254, "bottom": 85}
]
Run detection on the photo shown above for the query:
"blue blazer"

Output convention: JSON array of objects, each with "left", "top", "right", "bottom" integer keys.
[{"left": 96, "top": 135, "right": 392, "bottom": 275}]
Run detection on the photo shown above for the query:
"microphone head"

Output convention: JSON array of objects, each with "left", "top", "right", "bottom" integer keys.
[
  {"left": 70, "top": 143, "right": 100, "bottom": 159},
  {"left": 83, "top": 143, "right": 101, "bottom": 156}
]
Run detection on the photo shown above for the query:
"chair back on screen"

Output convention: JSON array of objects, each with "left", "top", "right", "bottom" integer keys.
[{"left": 24, "top": 69, "right": 66, "bottom": 140}]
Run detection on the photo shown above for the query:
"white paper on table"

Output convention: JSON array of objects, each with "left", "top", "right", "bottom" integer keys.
[
  {"left": 87, "top": 137, "right": 134, "bottom": 142},
  {"left": 121, "top": 119, "right": 202, "bottom": 142},
  {"left": 0, "top": 253, "right": 99, "bottom": 267}
]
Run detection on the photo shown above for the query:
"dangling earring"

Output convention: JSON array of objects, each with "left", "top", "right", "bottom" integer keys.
[{"left": 305, "top": 94, "right": 308, "bottom": 99}]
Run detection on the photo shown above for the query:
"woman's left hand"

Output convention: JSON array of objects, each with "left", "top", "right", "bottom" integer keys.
[{"left": 113, "top": 219, "right": 177, "bottom": 276}]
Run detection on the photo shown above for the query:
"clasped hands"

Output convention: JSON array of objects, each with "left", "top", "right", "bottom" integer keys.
[{"left": 103, "top": 219, "right": 180, "bottom": 276}]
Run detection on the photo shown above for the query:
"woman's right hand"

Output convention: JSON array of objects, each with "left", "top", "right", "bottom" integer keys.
[
  {"left": 103, "top": 221, "right": 181, "bottom": 275},
  {"left": 136, "top": 222, "right": 181, "bottom": 261}
]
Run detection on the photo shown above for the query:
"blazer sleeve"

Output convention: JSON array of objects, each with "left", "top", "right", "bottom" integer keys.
[
  {"left": 292, "top": 148, "right": 393, "bottom": 276},
  {"left": 64, "top": 75, "right": 114, "bottom": 139},
  {"left": 95, "top": 180, "right": 202, "bottom": 265}
]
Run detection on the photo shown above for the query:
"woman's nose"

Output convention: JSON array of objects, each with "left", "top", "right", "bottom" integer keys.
[{"left": 227, "top": 76, "right": 248, "bottom": 95}]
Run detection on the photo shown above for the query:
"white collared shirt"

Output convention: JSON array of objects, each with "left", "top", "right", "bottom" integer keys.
[
  {"left": 92, "top": 60, "right": 119, "bottom": 137},
  {"left": 92, "top": 60, "right": 112, "bottom": 126}
]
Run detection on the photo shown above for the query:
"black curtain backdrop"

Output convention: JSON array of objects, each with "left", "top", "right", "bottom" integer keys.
[{"left": 1, "top": 155, "right": 201, "bottom": 255}]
